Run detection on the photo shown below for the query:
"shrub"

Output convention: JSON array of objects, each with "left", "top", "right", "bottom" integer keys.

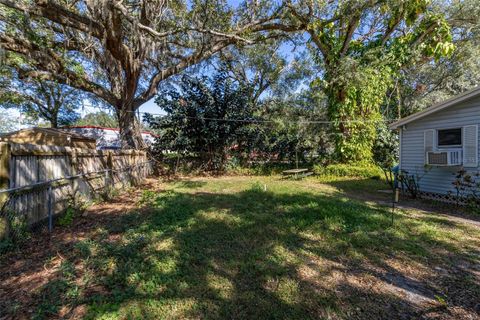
[
  {"left": 398, "top": 170, "right": 421, "bottom": 199},
  {"left": 451, "top": 169, "right": 480, "bottom": 209},
  {"left": 57, "top": 207, "right": 76, "bottom": 227},
  {"left": 372, "top": 123, "right": 398, "bottom": 188},
  {"left": 226, "top": 162, "right": 295, "bottom": 176},
  {"left": 313, "top": 163, "right": 383, "bottom": 179},
  {"left": 0, "top": 238, "right": 13, "bottom": 254},
  {"left": 0, "top": 217, "right": 8, "bottom": 241},
  {"left": 146, "top": 73, "right": 257, "bottom": 172},
  {"left": 57, "top": 196, "right": 89, "bottom": 227},
  {"left": 397, "top": 167, "right": 432, "bottom": 199}
]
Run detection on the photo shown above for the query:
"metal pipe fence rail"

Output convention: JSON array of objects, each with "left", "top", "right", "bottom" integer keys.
[{"left": 0, "top": 161, "right": 153, "bottom": 242}]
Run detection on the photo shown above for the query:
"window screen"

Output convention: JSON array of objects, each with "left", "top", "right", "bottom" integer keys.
[{"left": 438, "top": 128, "right": 462, "bottom": 146}]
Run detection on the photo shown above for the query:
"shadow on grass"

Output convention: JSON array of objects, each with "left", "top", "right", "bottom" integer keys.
[
  {"left": 326, "top": 177, "right": 480, "bottom": 225},
  {"left": 321, "top": 177, "right": 391, "bottom": 201},
  {"left": 170, "top": 180, "right": 208, "bottom": 189},
  {"left": 30, "top": 181, "right": 480, "bottom": 319}
]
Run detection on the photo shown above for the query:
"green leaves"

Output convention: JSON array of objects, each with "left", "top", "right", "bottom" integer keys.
[
  {"left": 397, "top": 0, "right": 480, "bottom": 117},
  {"left": 434, "top": 41, "right": 455, "bottom": 58},
  {"left": 325, "top": 64, "right": 393, "bottom": 163},
  {"left": 148, "top": 72, "right": 257, "bottom": 171},
  {"left": 76, "top": 111, "right": 118, "bottom": 127},
  {"left": 414, "top": 13, "right": 454, "bottom": 60},
  {"left": 297, "top": 0, "right": 455, "bottom": 162}
]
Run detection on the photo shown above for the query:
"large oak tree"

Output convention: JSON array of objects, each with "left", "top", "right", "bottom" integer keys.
[
  {"left": 0, "top": 0, "right": 289, "bottom": 148},
  {"left": 282, "top": 0, "right": 454, "bottom": 162}
]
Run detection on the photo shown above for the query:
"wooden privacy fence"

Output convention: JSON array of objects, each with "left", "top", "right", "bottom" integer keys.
[{"left": 0, "top": 142, "right": 152, "bottom": 239}]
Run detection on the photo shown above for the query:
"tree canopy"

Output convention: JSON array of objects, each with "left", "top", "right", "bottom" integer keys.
[
  {"left": 281, "top": 0, "right": 454, "bottom": 162},
  {"left": 2, "top": 0, "right": 478, "bottom": 167},
  {"left": 218, "top": 40, "right": 313, "bottom": 104},
  {"left": 146, "top": 73, "right": 257, "bottom": 171},
  {"left": 0, "top": 0, "right": 288, "bottom": 148},
  {"left": 0, "top": 76, "right": 83, "bottom": 127},
  {"left": 75, "top": 111, "right": 118, "bottom": 128},
  {"left": 397, "top": 0, "right": 480, "bottom": 116}
]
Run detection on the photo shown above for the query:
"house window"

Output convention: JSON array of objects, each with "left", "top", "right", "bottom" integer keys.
[{"left": 438, "top": 128, "right": 462, "bottom": 147}]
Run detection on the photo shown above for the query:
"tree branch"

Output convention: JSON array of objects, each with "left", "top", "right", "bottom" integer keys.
[
  {"left": 0, "top": 0, "right": 104, "bottom": 38},
  {"left": 136, "top": 39, "right": 236, "bottom": 106},
  {"left": 381, "top": 16, "right": 402, "bottom": 45},
  {"left": 112, "top": 0, "right": 254, "bottom": 44},
  {"left": 411, "top": 23, "right": 437, "bottom": 48},
  {"left": 339, "top": 16, "right": 360, "bottom": 57}
]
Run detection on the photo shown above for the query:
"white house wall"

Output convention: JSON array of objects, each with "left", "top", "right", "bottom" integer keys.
[{"left": 400, "top": 95, "right": 480, "bottom": 195}]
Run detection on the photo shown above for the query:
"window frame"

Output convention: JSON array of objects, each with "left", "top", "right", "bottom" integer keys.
[{"left": 436, "top": 127, "right": 463, "bottom": 148}]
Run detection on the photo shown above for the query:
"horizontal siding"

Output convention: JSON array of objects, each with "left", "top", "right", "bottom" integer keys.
[{"left": 400, "top": 95, "right": 480, "bottom": 195}]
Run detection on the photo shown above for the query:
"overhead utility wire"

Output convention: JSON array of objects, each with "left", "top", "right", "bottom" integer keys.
[
  {"left": 71, "top": 100, "right": 398, "bottom": 124},
  {"left": 127, "top": 110, "right": 397, "bottom": 124}
]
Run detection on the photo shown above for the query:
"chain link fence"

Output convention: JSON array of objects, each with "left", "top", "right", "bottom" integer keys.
[{"left": 0, "top": 161, "right": 152, "bottom": 244}]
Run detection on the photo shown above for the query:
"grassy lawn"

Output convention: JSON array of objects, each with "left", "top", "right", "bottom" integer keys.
[{"left": 1, "top": 176, "right": 479, "bottom": 319}]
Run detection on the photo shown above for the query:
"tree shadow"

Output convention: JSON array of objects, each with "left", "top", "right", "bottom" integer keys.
[
  {"left": 38, "top": 184, "right": 477, "bottom": 319},
  {"left": 326, "top": 177, "right": 480, "bottom": 225},
  {"left": 170, "top": 180, "right": 208, "bottom": 189},
  {"left": 321, "top": 177, "right": 391, "bottom": 202}
]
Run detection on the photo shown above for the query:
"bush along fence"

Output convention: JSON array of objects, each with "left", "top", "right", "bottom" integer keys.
[{"left": 0, "top": 142, "right": 152, "bottom": 242}]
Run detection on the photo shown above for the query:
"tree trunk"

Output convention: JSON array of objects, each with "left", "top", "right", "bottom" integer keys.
[
  {"left": 50, "top": 115, "right": 58, "bottom": 128},
  {"left": 326, "top": 85, "right": 350, "bottom": 162},
  {"left": 325, "top": 65, "right": 383, "bottom": 163},
  {"left": 117, "top": 103, "right": 146, "bottom": 149}
]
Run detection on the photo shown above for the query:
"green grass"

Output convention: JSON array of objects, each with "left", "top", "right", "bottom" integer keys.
[
  {"left": 313, "top": 163, "right": 383, "bottom": 179},
  {"left": 27, "top": 176, "right": 480, "bottom": 319}
]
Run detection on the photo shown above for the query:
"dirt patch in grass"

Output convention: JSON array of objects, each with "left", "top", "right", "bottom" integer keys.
[
  {"left": 0, "top": 176, "right": 479, "bottom": 320},
  {"left": 0, "top": 179, "right": 162, "bottom": 319}
]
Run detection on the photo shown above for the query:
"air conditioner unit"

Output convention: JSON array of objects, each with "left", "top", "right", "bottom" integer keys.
[{"left": 426, "top": 150, "right": 463, "bottom": 166}]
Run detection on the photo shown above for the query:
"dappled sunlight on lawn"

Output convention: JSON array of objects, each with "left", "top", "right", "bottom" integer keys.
[{"left": 1, "top": 176, "right": 479, "bottom": 319}]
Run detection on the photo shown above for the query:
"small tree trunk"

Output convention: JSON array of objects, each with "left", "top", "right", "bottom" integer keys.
[
  {"left": 396, "top": 84, "right": 402, "bottom": 119},
  {"left": 117, "top": 103, "right": 146, "bottom": 150},
  {"left": 326, "top": 85, "right": 350, "bottom": 162},
  {"left": 50, "top": 117, "right": 58, "bottom": 128}
]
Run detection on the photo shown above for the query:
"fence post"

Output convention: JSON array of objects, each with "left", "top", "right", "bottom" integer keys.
[
  {"left": 0, "top": 142, "right": 10, "bottom": 240},
  {"left": 0, "top": 142, "right": 10, "bottom": 200},
  {"left": 70, "top": 148, "right": 81, "bottom": 199},
  {"left": 105, "top": 169, "right": 109, "bottom": 188},
  {"left": 48, "top": 183, "right": 53, "bottom": 232},
  {"left": 106, "top": 151, "right": 113, "bottom": 191}
]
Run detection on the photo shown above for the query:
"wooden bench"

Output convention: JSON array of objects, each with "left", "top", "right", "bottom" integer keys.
[{"left": 282, "top": 168, "right": 313, "bottom": 180}]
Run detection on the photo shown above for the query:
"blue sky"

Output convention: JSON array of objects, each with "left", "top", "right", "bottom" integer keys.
[
  {"left": 138, "top": 0, "right": 302, "bottom": 117},
  {"left": 8, "top": 0, "right": 303, "bottom": 128},
  {"left": 139, "top": 98, "right": 163, "bottom": 115},
  {"left": 138, "top": 41, "right": 302, "bottom": 117}
]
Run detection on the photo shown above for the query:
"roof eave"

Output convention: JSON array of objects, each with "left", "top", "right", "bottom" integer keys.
[{"left": 389, "top": 86, "right": 480, "bottom": 130}]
